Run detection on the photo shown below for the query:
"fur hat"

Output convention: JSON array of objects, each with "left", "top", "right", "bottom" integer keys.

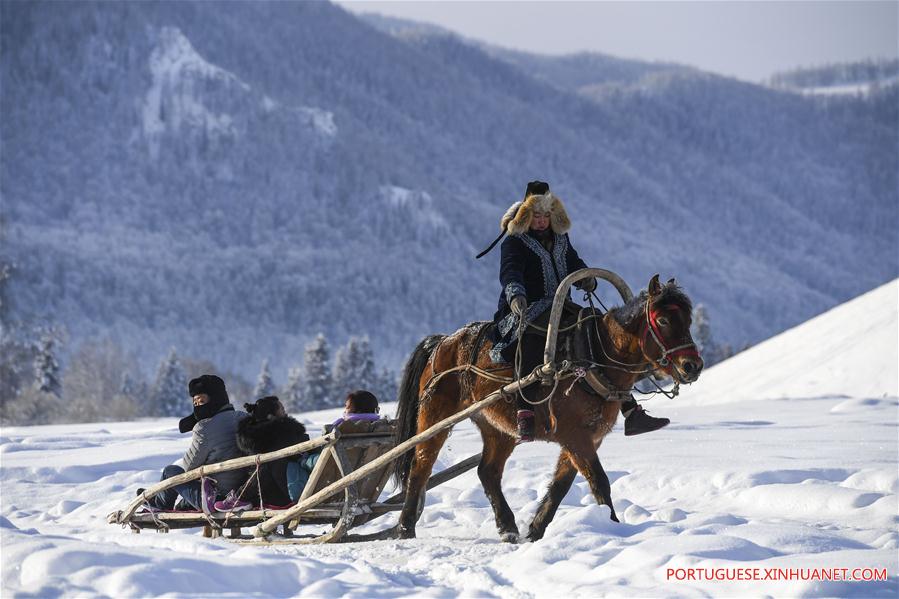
[
  {"left": 188, "top": 374, "right": 228, "bottom": 403},
  {"left": 500, "top": 180, "right": 571, "bottom": 236},
  {"left": 244, "top": 395, "right": 283, "bottom": 421}
]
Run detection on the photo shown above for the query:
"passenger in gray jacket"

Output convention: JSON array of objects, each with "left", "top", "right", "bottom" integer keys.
[{"left": 144, "top": 374, "right": 247, "bottom": 512}]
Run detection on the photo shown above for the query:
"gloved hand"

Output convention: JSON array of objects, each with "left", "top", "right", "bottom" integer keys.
[
  {"left": 576, "top": 277, "right": 597, "bottom": 293},
  {"left": 510, "top": 295, "right": 527, "bottom": 316}
]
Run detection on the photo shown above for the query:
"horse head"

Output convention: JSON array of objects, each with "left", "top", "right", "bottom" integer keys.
[{"left": 638, "top": 274, "right": 704, "bottom": 384}]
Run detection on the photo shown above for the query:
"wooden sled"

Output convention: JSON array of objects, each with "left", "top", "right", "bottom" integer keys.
[{"left": 108, "top": 418, "right": 482, "bottom": 544}]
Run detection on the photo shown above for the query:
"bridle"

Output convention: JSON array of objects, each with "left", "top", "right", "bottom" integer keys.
[{"left": 641, "top": 300, "right": 700, "bottom": 380}]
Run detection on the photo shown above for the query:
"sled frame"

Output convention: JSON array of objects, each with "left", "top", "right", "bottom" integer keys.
[{"left": 108, "top": 419, "right": 483, "bottom": 544}]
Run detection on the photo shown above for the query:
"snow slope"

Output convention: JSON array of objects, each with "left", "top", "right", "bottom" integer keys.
[{"left": 1, "top": 281, "right": 897, "bottom": 597}]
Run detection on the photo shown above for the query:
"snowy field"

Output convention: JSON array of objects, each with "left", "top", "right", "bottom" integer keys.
[{"left": 2, "top": 280, "right": 897, "bottom": 598}]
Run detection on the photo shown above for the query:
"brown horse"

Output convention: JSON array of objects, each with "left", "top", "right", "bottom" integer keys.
[{"left": 390, "top": 274, "right": 703, "bottom": 542}]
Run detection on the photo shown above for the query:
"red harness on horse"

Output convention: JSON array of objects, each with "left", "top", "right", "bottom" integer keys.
[{"left": 641, "top": 303, "right": 700, "bottom": 377}]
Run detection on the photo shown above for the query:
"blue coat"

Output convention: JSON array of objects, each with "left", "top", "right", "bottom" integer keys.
[{"left": 490, "top": 231, "right": 588, "bottom": 363}]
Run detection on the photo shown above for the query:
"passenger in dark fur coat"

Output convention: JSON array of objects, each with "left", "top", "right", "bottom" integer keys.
[{"left": 236, "top": 396, "right": 309, "bottom": 507}]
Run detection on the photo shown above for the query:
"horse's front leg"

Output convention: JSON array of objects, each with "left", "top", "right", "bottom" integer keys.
[
  {"left": 566, "top": 436, "right": 619, "bottom": 523},
  {"left": 526, "top": 450, "right": 578, "bottom": 541},
  {"left": 396, "top": 429, "right": 450, "bottom": 539},
  {"left": 475, "top": 421, "right": 519, "bottom": 542}
]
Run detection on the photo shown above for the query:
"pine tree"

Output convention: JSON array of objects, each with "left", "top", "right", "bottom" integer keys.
[
  {"left": 253, "top": 358, "right": 275, "bottom": 399},
  {"left": 120, "top": 372, "right": 137, "bottom": 398},
  {"left": 692, "top": 304, "right": 728, "bottom": 366},
  {"left": 302, "top": 333, "right": 333, "bottom": 410},
  {"left": 282, "top": 366, "right": 304, "bottom": 413},
  {"left": 33, "top": 330, "right": 61, "bottom": 397},
  {"left": 354, "top": 337, "right": 377, "bottom": 391},
  {"left": 375, "top": 367, "right": 398, "bottom": 406},
  {"left": 333, "top": 336, "right": 376, "bottom": 403},
  {"left": 692, "top": 304, "right": 714, "bottom": 355},
  {"left": 150, "top": 348, "right": 187, "bottom": 417}
]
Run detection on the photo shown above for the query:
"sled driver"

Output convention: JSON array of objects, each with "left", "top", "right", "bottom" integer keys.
[{"left": 485, "top": 181, "right": 670, "bottom": 442}]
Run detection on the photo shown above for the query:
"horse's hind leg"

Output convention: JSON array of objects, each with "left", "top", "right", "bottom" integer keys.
[
  {"left": 526, "top": 450, "right": 578, "bottom": 542},
  {"left": 475, "top": 421, "right": 519, "bottom": 542}
]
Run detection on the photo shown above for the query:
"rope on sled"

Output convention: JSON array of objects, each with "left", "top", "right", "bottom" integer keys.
[{"left": 221, "top": 455, "right": 266, "bottom": 528}]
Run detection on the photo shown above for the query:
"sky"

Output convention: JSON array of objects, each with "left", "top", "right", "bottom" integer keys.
[{"left": 335, "top": 1, "right": 898, "bottom": 82}]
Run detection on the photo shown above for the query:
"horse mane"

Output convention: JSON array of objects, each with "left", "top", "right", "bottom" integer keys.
[{"left": 610, "top": 283, "right": 693, "bottom": 328}]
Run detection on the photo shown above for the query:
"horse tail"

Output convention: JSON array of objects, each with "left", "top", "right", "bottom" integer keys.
[{"left": 393, "top": 334, "right": 446, "bottom": 488}]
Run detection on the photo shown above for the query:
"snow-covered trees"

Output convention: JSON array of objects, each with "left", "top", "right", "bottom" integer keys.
[
  {"left": 275, "top": 334, "right": 397, "bottom": 414},
  {"left": 0, "top": 328, "right": 405, "bottom": 425},
  {"left": 333, "top": 336, "right": 375, "bottom": 397},
  {"left": 150, "top": 348, "right": 188, "bottom": 417},
  {"left": 373, "top": 367, "right": 399, "bottom": 405},
  {"left": 692, "top": 304, "right": 714, "bottom": 356},
  {"left": 692, "top": 305, "right": 733, "bottom": 367},
  {"left": 253, "top": 358, "right": 275, "bottom": 399},
  {"left": 301, "top": 333, "right": 333, "bottom": 410},
  {"left": 62, "top": 338, "right": 142, "bottom": 422},
  {"left": 281, "top": 367, "right": 305, "bottom": 414},
  {"left": 33, "top": 330, "right": 62, "bottom": 397}
]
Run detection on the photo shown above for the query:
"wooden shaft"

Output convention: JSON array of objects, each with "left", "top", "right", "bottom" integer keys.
[
  {"left": 116, "top": 432, "right": 339, "bottom": 524},
  {"left": 544, "top": 268, "right": 634, "bottom": 365},
  {"left": 255, "top": 369, "right": 549, "bottom": 537},
  {"left": 383, "top": 452, "right": 482, "bottom": 504}
]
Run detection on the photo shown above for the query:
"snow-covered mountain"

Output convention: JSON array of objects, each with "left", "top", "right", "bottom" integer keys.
[
  {"left": 1, "top": 279, "right": 895, "bottom": 597},
  {"left": 678, "top": 278, "right": 898, "bottom": 405},
  {"left": 769, "top": 59, "right": 899, "bottom": 96},
  {"left": 1, "top": 1, "right": 896, "bottom": 382}
]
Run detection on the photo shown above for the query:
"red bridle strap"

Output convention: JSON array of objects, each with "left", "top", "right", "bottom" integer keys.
[{"left": 642, "top": 302, "right": 700, "bottom": 374}]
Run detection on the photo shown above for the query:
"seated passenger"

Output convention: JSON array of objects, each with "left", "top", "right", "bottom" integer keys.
[
  {"left": 330, "top": 389, "right": 381, "bottom": 428},
  {"left": 140, "top": 375, "right": 247, "bottom": 513},
  {"left": 286, "top": 390, "right": 382, "bottom": 502},
  {"left": 234, "top": 395, "right": 309, "bottom": 508}
]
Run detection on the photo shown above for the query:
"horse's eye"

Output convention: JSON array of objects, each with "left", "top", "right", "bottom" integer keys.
[{"left": 657, "top": 317, "right": 670, "bottom": 327}]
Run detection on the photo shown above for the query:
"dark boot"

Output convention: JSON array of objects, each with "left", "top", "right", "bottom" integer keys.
[
  {"left": 623, "top": 404, "right": 670, "bottom": 436},
  {"left": 517, "top": 409, "right": 535, "bottom": 443}
]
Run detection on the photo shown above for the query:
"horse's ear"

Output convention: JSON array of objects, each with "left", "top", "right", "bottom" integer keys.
[
  {"left": 648, "top": 274, "right": 662, "bottom": 297},
  {"left": 667, "top": 277, "right": 677, "bottom": 286}
]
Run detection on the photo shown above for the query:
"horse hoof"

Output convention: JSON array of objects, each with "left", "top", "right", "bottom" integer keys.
[
  {"left": 396, "top": 526, "right": 416, "bottom": 540},
  {"left": 610, "top": 511, "right": 620, "bottom": 523},
  {"left": 525, "top": 530, "right": 543, "bottom": 543},
  {"left": 499, "top": 531, "right": 520, "bottom": 544}
]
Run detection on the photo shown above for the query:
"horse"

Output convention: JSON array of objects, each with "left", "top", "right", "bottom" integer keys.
[{"left": 389, "top": 273, "right": 704, "bottom": 542}]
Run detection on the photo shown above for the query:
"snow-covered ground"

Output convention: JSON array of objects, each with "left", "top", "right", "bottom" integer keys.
[{"left": 2, "top": 280, "right": 897, "bottom": 597}]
